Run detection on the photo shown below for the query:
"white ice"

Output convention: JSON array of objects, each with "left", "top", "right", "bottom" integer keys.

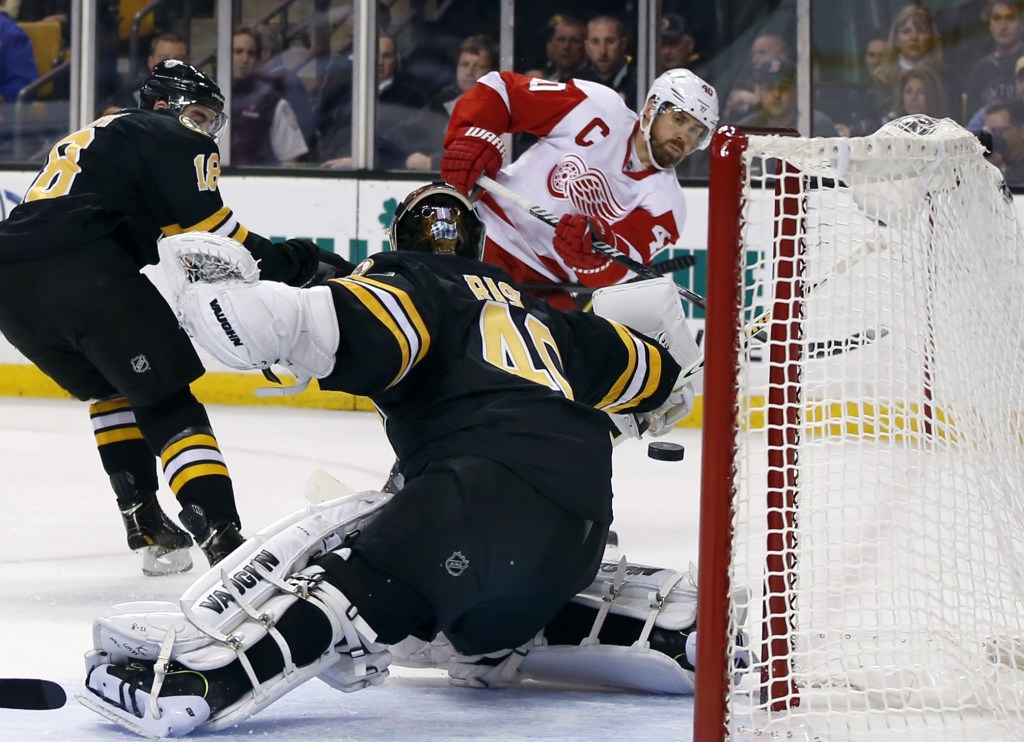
[{"left": 0, "top": 397, "right": 701, "bottom": 740}]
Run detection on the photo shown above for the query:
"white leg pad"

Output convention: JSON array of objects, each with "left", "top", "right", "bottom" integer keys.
[
  {"left": 82, "top": 489, "right": 394, "bottom": 736},
  {"left": 92, "top": 490, "right": 391, "bottom": 665}
]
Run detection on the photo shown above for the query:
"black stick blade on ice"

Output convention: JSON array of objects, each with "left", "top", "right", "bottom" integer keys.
[{"left": 0, "top": 678, "right": 67, "bottom": 710}]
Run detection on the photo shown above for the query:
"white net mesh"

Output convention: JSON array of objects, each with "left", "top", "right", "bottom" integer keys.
[{"left": 716, "top": 117, "right": 1024, "bottom": 740}]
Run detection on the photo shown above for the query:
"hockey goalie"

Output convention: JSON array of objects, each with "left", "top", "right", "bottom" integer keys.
[{"left": 78, "top": 185, "right": 747, "bottom": 736}]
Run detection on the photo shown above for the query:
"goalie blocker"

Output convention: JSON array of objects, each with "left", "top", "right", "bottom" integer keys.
[{"left": 79, "top": 489, "right": 750, "bottom": 737}]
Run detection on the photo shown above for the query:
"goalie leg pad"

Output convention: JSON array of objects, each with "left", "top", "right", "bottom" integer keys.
[
  {"left": 82, "top": 491, "right": 393, "bottom": 736},
  {"left": 92, "top": 490, "right": 391, "bottom": 665}
]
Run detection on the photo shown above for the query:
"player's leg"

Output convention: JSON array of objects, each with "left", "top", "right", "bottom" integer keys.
[
  {"left": 351, "top": 455, "right": 608, "bottom": 656},
  {"left": 0, "top": 251, "right": 192, "bottom": 574},
  {"left": 82, "top": 257, "right": 245, "bottom": 567}
]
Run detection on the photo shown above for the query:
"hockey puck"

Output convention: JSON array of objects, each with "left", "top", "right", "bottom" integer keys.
[{"left": 648, "top": 441, "right": 685, "bottom": 461}]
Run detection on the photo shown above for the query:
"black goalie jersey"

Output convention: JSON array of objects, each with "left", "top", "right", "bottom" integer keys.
[
  {"left": 319, "top": 251, "right": 682, "bottom": 523},
  {"left": 0, "top": 108, "right": 293, "bottom": 278}
]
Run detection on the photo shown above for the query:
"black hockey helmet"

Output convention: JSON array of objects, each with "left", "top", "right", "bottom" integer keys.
[
  {"left": 389, "top": 182, "right": 485, "bottom": 260},
  {"left": 138, "top": 59, "right": 226, "bottom": 136}
]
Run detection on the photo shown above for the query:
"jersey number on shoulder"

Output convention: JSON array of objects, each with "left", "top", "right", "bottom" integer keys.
[
  {"left": 480, "top": 302, "right": 573, "bottom": 399},
  {"left": 193, "top": 153, "right": 221, "bottom": 192},
  {"left": 25, "top": 114, "right": 123, "bottom": 202}
]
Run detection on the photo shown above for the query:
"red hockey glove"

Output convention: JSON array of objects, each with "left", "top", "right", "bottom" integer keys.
[
  {"left": 553, "top": 213, "right": 613, "bottom": 271},
  {"left": 553, "top": 214, "right": 630, "bottom": 288},
  {"left": 440, "top": 127, "right": 505, "bottom": 195}
]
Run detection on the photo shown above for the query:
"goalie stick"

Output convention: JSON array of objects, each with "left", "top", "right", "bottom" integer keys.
[{"left": 0, "top": 678, "right": 67, "bottom": 710}]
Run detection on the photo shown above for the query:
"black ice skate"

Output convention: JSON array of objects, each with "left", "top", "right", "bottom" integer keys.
[
  {"left": 179, "top": 504, "right": 245, "bottom": 567},
  {"left": 111, "top": 471, "right": 194, "bottom": 576}
]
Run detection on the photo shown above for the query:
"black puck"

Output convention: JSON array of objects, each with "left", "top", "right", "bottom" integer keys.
[{"left": 648, "top": 441, "right": 685, "bottom": 461}]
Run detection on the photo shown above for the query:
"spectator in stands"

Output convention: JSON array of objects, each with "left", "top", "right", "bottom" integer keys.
[
  {"left": 656, "top": 13, "right": 699, "bottom": 75},
  {"left": 967, "top": 51, "right": 1024, "bottom": 132},
  {"left": 722, "top": 32, "right": 793, "bottom": 130},
  {"left": 318, "top": 34, "right": 445, "bottom": 170},
  {"left": 987, "top": 98, "right": 1024, "bottom": 182},
  {"left": 980, "top": 98, "right": 1013, "bottom": 172},
  {"left": 868, "top": 5, "right": 946, "bottom": 128},
  {"left": 231, "top": 26, "right": 309, "bottom": 166},
  {"left": 739, "top": 57, "right": 838, "bottom": 137},
  {"left": 750, "top": 32, "right": 792, "bottom": 70},
  {"left": 834, "top": 33, "right": 891, "bottom": 137},
  {"left": 865, "top": 34, "right": 888, "bottom": 80},
  {"left": 406, "top": 34, "right": 498, "bottom": 172},
  {"left": 0, "top": 3, "right": 38, "bottom": 104},
  {"left": 538, "top": 14, "right": 586, "bottom": 83},
  {"left": 888, "top": 67, "right": 949, "bottom": 120},
  {"left": 722, "top": 80, "right": 758, "bottom": 123},
  {"left": 101, "top": 32, "right": 189, "bottom": 113},
  {"left": 430, "top": 34, "right": 496, "bottom": 116},
  {"left": 962, "top": 1, "right": 1024, "bottom": 126},
  {"left": 578, "top": 15, "right": 637, "bottom": 109},
  {"left": 253, "top": 23, "right": 315, "bottom": 142},
  {"left": 873, "top": 4, "right": 947, "bottom": 113}
]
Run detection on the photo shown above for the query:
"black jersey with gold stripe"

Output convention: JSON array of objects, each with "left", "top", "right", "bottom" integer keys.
[
  {"left": 0, "top": 108, "right": 293, "bottom": 276},
  {"left": 320, "top": 251, "right": 681, "bottom": 522}
]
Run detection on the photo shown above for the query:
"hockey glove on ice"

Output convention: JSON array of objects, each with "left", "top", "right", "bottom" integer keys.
[{"left": 440, "top": 127, "right": 505, "bottom": 195}]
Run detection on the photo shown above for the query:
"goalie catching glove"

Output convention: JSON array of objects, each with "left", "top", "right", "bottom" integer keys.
[
  {"left": 592, "top": 277, "right": 700, "bottom": 435},
  {"left": 440, "top": 127, "right": 505, "bottom": 195},
  {"left": 553, "top": 214, "right": 629, "bottom": 287},
  {"left": 158, "top": 233, "right": 342, "bottom": 390}
]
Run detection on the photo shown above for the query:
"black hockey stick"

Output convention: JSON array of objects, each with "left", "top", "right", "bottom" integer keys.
[
  {"left": 476, "top": 175, "right": 708, "bottom": 309},
  {"left": 0, "top": 678, "right": 67, "bottom": 710}
]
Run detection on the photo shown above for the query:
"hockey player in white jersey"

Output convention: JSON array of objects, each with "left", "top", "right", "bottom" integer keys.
[{"left": 440, "top": 67, "right": 718, "bottom": 309}]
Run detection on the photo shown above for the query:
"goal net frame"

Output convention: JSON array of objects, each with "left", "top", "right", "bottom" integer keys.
[{"left": 692, "top": 120, "right": 1024, "bottom": 741}]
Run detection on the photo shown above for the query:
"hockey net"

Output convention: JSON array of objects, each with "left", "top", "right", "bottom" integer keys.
[{"left": 693, "top": 116, "right": 1024, "bottom": 741}]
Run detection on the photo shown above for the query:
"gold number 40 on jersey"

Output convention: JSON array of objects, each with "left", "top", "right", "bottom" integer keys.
[{"left": 479, "top": 302, "right": 573, "bottom": 399}]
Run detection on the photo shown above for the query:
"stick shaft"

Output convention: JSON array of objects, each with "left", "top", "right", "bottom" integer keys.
[{"left": 476, "top": 175, "right": 707, "bottom": 308}]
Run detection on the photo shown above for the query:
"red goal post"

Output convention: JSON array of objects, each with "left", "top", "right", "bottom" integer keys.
[{"left": 694, "top": 118, "right": 1024, "bottom": 741}]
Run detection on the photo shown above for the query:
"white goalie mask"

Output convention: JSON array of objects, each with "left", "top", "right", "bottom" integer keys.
[{"left": 640, "top": 68, "right": 719, "bottom": 169}]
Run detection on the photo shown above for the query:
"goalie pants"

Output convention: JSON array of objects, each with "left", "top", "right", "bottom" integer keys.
[{"left": 319, "top": 455, "right": 609, "bottom": 656}]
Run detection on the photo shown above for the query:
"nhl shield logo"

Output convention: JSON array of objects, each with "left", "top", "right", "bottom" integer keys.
[
  {"left": 445, "top": 551, "right": 469, "bottom": 577},
  {"left": 130, "top": 354, "right": 151, "bottom": 373}
]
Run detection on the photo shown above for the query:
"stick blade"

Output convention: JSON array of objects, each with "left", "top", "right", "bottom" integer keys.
[
  {"left": 304, "top": 468, "right": 355, "bottom": 504},
  {"left": 0, "top": 678, "right": 67, "bottom": 710}
]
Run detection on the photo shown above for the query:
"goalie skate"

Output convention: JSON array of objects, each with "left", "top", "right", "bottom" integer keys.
[{"left": 79, "top": 655, "right": 210, "bottom": 739}]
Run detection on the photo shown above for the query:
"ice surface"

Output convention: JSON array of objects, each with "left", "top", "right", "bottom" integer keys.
[{"left": 0, "top": 398, "right": 701, "bottom": 740}]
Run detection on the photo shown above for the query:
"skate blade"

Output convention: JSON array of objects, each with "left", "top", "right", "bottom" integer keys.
[
  {"left": 139, "top": 545, "right": 193, "bottom": 577},
  {"left": 76, "top": 693, "right": 160, "bottom": 738}
]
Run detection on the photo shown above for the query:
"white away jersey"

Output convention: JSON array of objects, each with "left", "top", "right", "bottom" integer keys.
[{"left": 445, "top": 71, "right": 687, "bottom": 286}]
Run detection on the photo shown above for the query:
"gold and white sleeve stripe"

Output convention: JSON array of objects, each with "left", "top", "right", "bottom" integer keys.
[
  {"left": 161, "top": 206, "right": 249, "bottom": 243},
  {"left": 332, "top": 275, "right": 431, "bottom": 389},
  {"left": 595, "top": 321, "right": 664, "bottom": 413}
]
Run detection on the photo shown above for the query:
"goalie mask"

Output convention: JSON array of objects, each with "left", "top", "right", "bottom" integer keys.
[
  {"left": 388, "top": 182, "right": 485, "bottom": 260},
  {"left": 139, "top": 60, "right": 227, "bottom": 138}
]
